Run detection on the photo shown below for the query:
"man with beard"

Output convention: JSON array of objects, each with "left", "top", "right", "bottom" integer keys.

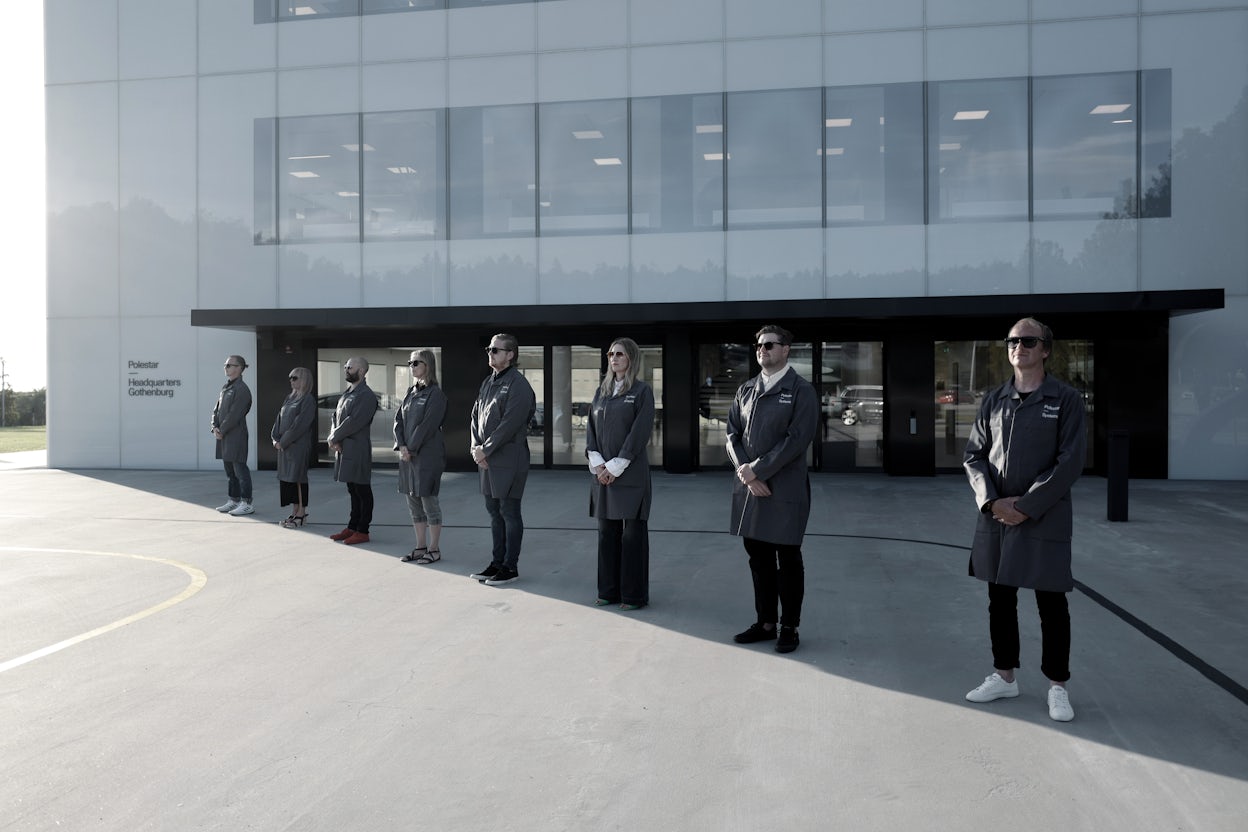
[{"left": 328, "top": 357, "right": 380, "bottom": 545}]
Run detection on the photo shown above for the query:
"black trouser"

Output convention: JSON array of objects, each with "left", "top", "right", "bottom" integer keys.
[
  {"left": 597, "top": 518, "right": 649, "bottom": 606},
  {"left": 988, "top": 581, "right": 1071, "bottom": 682},
  {"left": 347, "top": 482, "right": 374, "bottom": 534},
  {"left": 744, "top": 537, "right": 804, "bottom": 629}
]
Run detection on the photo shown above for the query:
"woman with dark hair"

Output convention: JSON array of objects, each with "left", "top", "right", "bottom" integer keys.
[
  {"left": 586, "top": 337, "right": 656, "bottom": 610},
  {"left": 271, "top": 366, "right": 316, "bottom": 527},
  {"left": 395, "top": 349, "right": 448, "bottom": 563}
]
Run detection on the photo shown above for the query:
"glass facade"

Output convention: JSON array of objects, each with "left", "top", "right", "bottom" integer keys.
[{"left": 256, "top": 0, "right": 544, "bottom": 24}]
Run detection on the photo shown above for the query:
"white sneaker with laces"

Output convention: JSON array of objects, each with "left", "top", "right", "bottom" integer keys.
[
  {"left": 1048, "top": 685, "right": 1074, "bottom": 722},
  {"left": 216, "top": 499, "right": 239, "bottom": 513},
  {"left": 965, "top": 672, "right": 1020, "bottom": 703},
  {"left": 229, "top": 501, "right": 255, "bottom": 516}
]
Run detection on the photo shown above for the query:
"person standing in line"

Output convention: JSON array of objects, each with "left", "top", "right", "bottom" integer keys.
[
  {"left": 468, "top": 334, "right": 536, "bottom": 587},
  {"left": 212, "top": 355, "right": 255, "bottom": 516},
  {"left": 963, "top": 317, "right": 1087, "bottom": 722},
  {"left": 586, "top": 338, "right": 656, "bottom": 611},
  {"left": 727, "top": 325, "right": 819, "bottom": 654},
  {"left": 395, "top": 349, "right": 448, "bottom": 564},
  {"left": 271, "top": 366, "right": 316, "bottom": 528},
  {"left": 327, "top": 357, "right": 379, "bottom": 546}
]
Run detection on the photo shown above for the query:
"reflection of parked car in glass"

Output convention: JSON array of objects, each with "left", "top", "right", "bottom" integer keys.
[
  {"left": 937, "top": 386, "right": 967, "bottom": 404},
  {"left": 528, "top": 403, "right": 545, "bottom": 435},
  {"left": 317, "top": 392, "right": 399, "bottom": 453},
  {"left": 828, "top": 385, "right": 884, "bottom": 425}
]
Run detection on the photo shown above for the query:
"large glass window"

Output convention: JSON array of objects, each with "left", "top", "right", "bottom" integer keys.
[
  {"left": 820, "top": 342, "right": 884, "bottom": 471},
  {"left": 631, "top": 94, "right": 724, "bottom": 232},
  {"left": 254, "top": 118, "right": 277, "bottom": 244},
  {"left": 449, "top": 105, "right": 536, "bottom": 238},
  {"left": 698, "top": 343, "right": 750, "bottom": 467},
  {"left": 362, "top": 110, "right": 445, "bottom": 240},
  {"left": 278, "top": 114, "right": 361, "bottom": 243},
  {"left": 928, "top": 78, "right": 1029, "bottom": 221},
  {"left": 538, "top": 100, "right": 628, "bottom": 235},
  {"left": 515, "top": 346, "right": 544, "bottom": 465},
  {"left": 1033, "top": 73, "right": 1138, "bottom": 219},
  {"left": 1140, "top": 69, "right": 1172, "bottom": 219},
  {"left": 726, "top": 88, "right": 823, "bottom": 228},
  {"left": 824, "top": 84, "right": 924, "bottom": 225}
]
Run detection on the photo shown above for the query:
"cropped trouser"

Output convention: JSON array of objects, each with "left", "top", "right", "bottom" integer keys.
[
  {"left": 744, "top": 537, "right": 805, "bottom": 629},
  {"left": 347, "top": 482, "right": 374, "bottom": 534},
  {"left": 405, "top": 494, "right": 442, "bottom": 526},
  {"left": 223, "top": 461, "right": 252, "bottom": 501},
  {"left": 597, "top": 518, "right": 649, "bottom": 606},
  {"left": 988, "top": 581, "right": 1071, "bottom": 683}
]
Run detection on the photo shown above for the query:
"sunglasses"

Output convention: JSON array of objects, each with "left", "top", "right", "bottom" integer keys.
[
  {"left": 485, "top": 347, "right": 510, "bottom": 354},
  {"left": 407, "top": 360, "right": 424, "bottom": 366},
  {"left": 607, "top": 351, "right": 627, "bottom": 358},
  {"left": 288, "top": 375, "right": 298, "bottom": 381},
  {"left": 756, "top": 341, "right": 784, "bottom": 351},
  {"left": 224, "top": 363, "right": 239, "bottom": 368},
  {"left": 1004, "top": 336, "right": 1047, "bottom": 349}
]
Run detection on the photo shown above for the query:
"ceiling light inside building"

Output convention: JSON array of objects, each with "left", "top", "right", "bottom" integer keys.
[
  {"left": 1091, "top": 104, "right": 1131, "bottom": 114},
  {"left": 594, "top": 157, "right": 622, "bottom": 166},
  {"left": 572, "top": 130, "right": 603, "bottom": 140},
  {"left": 825, "top": 118, "right": 853, "bottom": 127},
  {"left": 341, "top": 144, "right": 376, "bottom": 152},
  {"left": 817, "top": 147, "right": 845, "bottom": 156},
  {"left": 953, "top": 110, "right": 990, "bottom": 120},
  {"left": 288, "top": 154, "right": 331, "bottom": 160},
  {"left": 288, "top": 171, "right": 319, "bottom": 178},
  {"left": 1113, "top": 119, "right": 1134, "bottom": 124},
  {"left": 387, "top": 166, "right": 418, "bottom": 174},
  {"left": 337, "top": 191, "right": 359, "bottom": 197},
  {"left": 695, "top": 124, "right": 723, "bottom": 134},
  {"left": 703, "top": 152, "right": 728, "bottom": 161},
  {"left": 939, "top": 142, "right": 962, "bottom": 151}
]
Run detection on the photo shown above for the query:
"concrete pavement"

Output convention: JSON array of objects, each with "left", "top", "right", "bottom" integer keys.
[{"left": 1, "top": 458, "right": 1246, "bottom": 831}]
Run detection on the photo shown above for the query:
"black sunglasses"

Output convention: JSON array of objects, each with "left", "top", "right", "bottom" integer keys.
[
  {"left": 288, "top": 375, "right": 298, "bottom": 381},
  {"left": 485, "top": 347, "right": 510, "bottom": 354},
  {"left": 1004, "top": 336, "right": 1047, "bottom": 348},
  {"left": 407, "top": 360, "right": 424, "bottom": 366},
  {"left": 756, "top": 341, "right": 785, "bottom": 351}
]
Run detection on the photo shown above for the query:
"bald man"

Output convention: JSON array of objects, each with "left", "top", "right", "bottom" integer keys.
[{"left": 328, "top": 357, "right": 380, "bottom": 545}]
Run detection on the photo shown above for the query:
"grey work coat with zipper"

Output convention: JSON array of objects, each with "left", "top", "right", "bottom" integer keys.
[
  {"left": 328, "top": 382, "right": 379, "bottom": 485},
  {"left": 270, "top": 392, "right": 316, "bottom": 484},
  {"left": 726, "top": 367, "right": 820, "bottom": 546},
  {"left": 470, "top": 366, "right": 536, "bottom": 500},
  {"left": 394, "top": 382, "right": 447, "bottom": 497},
  {"left": 963, "top": 374, "right": 1087, "bottom": 592},
  {"left": 212, "top": 378, "right": 252, "bottom": 463},
  {"left": 586, "top": 379, "right": 656, "bottom": 521}
]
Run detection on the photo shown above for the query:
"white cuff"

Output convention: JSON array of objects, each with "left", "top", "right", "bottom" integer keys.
[
  {"left": 587, "top": 451, "right": 606, "bottom": 471},
  {"left": 605, "top": 457, "right": 631, "bottom": 477}
]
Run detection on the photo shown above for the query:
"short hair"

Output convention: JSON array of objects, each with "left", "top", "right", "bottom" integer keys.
[
  {"left": 288, "top": 366, "right": 313, "bottom": 398},
  {"left": 411, "top": 349, "right": 439, "bottom": 387},
  {"left": 754, "top": 324, "right": 794, "bottom": 346},
  {"left": 227, "top": 354, "right": 248, "bottom": 371},
  {"left": 599, "top": 337, "right": 642, "bottom": 397},
  {"left": 491, "top": 333, "right": 519, "bottom": 367},
  {"left": 1013, "top": 317, "right": 1053, "bottom": 345}
]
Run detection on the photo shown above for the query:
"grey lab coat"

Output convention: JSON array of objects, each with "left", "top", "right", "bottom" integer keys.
[
  {"left": 394, "top": 383, "right": 447, "bottom": 497},
  {"left": 964, "top": 374, "right": 1087, "bottom": 592},
  {"left": 470, "top": 366, "right": 536, "bottom": 499},
  {"left": 270, "top": 393, "right": 316, "bottom": 484},
  {"left": 328, "top": 382, "right": 379, "bottom": 485},
  {"left": 212, "top": 378, "right": 252, "bottom": 463},
  {"left": 726, "top": 367, "right": 820, "bottom": 546},
  {"left": 586, "top": 380, "right": 656, "bottom": 521}
]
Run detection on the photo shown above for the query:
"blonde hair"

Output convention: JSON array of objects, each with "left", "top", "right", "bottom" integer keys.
[
  {"left": 599, "top": 338, "right": 641, "bottom": 397},
  {"left": 410, "top": 349, "right": 439, "bottom": 387},
  {"left": 287, "top": 366, "right": 312, "bottom": 399}
]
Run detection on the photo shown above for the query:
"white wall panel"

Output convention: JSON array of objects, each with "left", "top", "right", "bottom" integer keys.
[
  {"left": 630, "top": 0, "right": 723, "bottom": 45},
  {"left": 824, "top": 0, "right": 923, "bottom": 32},
  {"left": 538, "top": 49, "right": 628, "bottom": 103},
  {"left": 363, "top": 7, "right": 447, "bottom": 61},
  {"left": 538, "top": 235, "right": 630, "bottom": 305},
  {"left": 277, "top": 67, "right": 361, "bottom": 117},
  {"left": 1032, "top": 0, "right": 1138, "bottom": 20},
  {"left": 278, "top": 244, "right": 362, "bottom": 308},
  {"left": 45, "top": 0, "right": 117, "bottom": 84},
  {"left": 449, "top": 55, "right": 536, "bottom": 107},
  {"left": 363, "top": 62, "right": 448, "bottom": 112},
  {"left": 119, "top": 316, "right": 201, "bottom": 469},
  {"left": 538, "top": 0, "right": 628, "bottom": 51},
  {"left": 46, "top": 83, "right": 119, "bottom": 319},
  {"left": 119, "top": 0, "right": 196, "bottom": 79},
  {"left": 278, "top": 15, "right": 360, "bottom": 69},
  {"left": 927, "top": 0, "right": 1028, "bottom": 26},
  {"left": 927, "top": 222, "right": 1030, "bottom": 295},
  {"left": 631, "top": 233, "right": 726, "bottom": 304},
  {"left": 120, "top": 78, "right": 197, "bottom": 318},
  {"left": 825, "top": 31, "right": 923, "bottom": 86},
  {"left": 927, "top": 25, "right": 1029, "bottom": 82},
  {"left": 447, "top": 238, "right": 538, "bottom": 305},
  {"left": 448, "top": 3, "right": 535, "bottom": 56},
  {"left": 726, "top": 0, "right": 822, "bottom": 38},
  {"left": 1032, "top": 220, "right": 1138, "bottom": 295},
  {"left": 630, "top": 43, "right": 724, "bottom": 98},
  {"left": 199, "top": 0, "right": 276, "bottom": 74},
  {"left": 825, "top": 226, "right": 926, "bottom": 298},
  {"left": 1032, "top": 18, "right": 1138, "bottom": 77},
  {"left": 362, "top": 241, "right": 449, "bottom": 308},
  {"left": 726, "top": 228, "right": 823, "bottom": 301},
  {"left": 725, "top": 37, "right": 822, "bottom": 92},
  {"left": 46, "top": 317, "right": 121, "bottom": 468}
]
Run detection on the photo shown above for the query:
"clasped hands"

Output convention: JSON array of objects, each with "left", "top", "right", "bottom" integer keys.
[
  {"left": 471, "top": 445, "right": 489, "bottom": 469},
  {"left": 737, "top": 463, "right": 771, "bottom": 497},
  {"left": 990, "top": 495, "right": 1029, "bottom": 526}
]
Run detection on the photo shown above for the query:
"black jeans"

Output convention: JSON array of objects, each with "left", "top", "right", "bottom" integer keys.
[
  {"left": 484, "top": 496, "right": 524, "bottom": 569},
  {"left": 743, "top": 537, "right": 805, "bottom": 629},
  {"left": 597, "top": 518, "right": 649, "bottom": 606},
  {"left": 347, "top": 482, "right": 374, "bottom": 533},
  {"left": 988, "top": 581, "right": 1071, "bottom": 682}
]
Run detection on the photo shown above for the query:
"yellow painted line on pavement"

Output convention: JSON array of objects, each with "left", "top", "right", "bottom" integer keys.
[{"left": 0, "top": 547, "right": 207, "bottom": 674}]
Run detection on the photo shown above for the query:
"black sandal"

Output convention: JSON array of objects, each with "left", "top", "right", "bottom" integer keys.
[
  {"left": 402, "top": 547, "right": 427, "bottom": 563},
  {"left": 415, "top": 548, "right": 441, "bottom": 564}
]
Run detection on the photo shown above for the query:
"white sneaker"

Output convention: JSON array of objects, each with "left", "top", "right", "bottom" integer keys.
[
  {"left": 215, "top": 499, "right": 239, "bottom": 513},
  {"left": 1048, "top": 686, "right": 1074, "bottom": 722},
  {"left": 965, "top": 672, "right": 1020, "bottom": 703},
  {"left": 229, "top": 501, "right": 255, "bottom": 516}
]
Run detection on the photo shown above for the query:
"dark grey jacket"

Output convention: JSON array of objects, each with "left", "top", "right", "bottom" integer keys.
[
  {"left": 964, "top": 374, "right": 1087, "bottom": 592},
  {"left": 470, "top": 366, "right": 536, "bottom": 499},
  {"left": 586, "top": 380, "right": 655, "bottom": 521},
  {"left": 394, "top": 383, "right": 447, "bottom": 497},
  {"left": 726, "top": 367, "right": 819, "bottom": 546},
  {"left": 212, "top": 378, "right": 251, "bottom": 463},
  {"left": 328, "top": 382, "right": 378, "bottom": 485},
  {"left": 270, "top": 393, "right": 316, "bottom": 484}
]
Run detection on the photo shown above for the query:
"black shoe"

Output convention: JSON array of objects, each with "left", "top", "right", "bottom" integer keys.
[
  {"left": 470, "top": 563, "right": 500, "bottom": 582},
  {"left": 775, "top": 626, "right": 800, "bottom": 654},
  {"left": 484, "top": 567, "right": 518, "bottom": 586},
  {"left": 733, "top": 623, "right": 776, "bottom": 644}
]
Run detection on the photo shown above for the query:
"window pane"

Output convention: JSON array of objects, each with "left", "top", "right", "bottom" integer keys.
[
  {"left": 1033, "top": 73, "right": 1137, "bottom": 219},
  {"left": 539, "top": 100, "right": 628, "bottom": 235},
  {"left": 1140, "top": 69, "right": 1172, "bottom": 219},
  {"left": 516, "top": 347, "right": 544, "bottom": 466},
  {"left": 726, "top": 88, "right": 822, "bottom": 228},
  {"left": 278, "top": 114, "right": 361, "bottom": 243},
  {"left": 821, "top": 342, "right": 884, "bottom": 471},
  {"left": 698, "top": 343, "right": 750, "bottom": 467},
  {"left": 363, "top": 110, "right": 445, "bottom": 241},
  {"left": 929, "top": 78, "right": 1029, "bottom": 221},
  {"left": 364, "top": 0, "right": 442, "bottom": 12},
  {"left": 254, "top": 118, "right": 277, "bottom": 244},
  {"left": 824, "top": 84, "right": 923, "bottom": 225},
  {"left": 449, "top": 104, "right": 536, "bottom": 238},
  {"left": 277, "top": 1, "right": 359, "bottom": 21},
  {"left": 631, "top": 94, "right": 724, "bottom": 232}
]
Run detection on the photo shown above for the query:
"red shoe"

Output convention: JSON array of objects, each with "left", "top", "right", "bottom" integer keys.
[
  {"left": 342, "top": 532, "right": 370, "bottom": 545},
  {"left": 329, "top": 528, "right": 354, "bottom": 541}
]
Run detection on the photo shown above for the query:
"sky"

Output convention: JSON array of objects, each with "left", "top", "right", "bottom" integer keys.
[{"left": 0, "top": 5, "right": 46, "bottom": 392}]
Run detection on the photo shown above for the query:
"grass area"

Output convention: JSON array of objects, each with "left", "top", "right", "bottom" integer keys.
[{"left": 0, "top": 426, "right": 47, "bottom": 453}]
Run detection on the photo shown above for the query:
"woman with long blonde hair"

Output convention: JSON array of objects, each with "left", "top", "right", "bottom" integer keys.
[{"left": 395, "top": 349, "right": 448, "bottom": 563}]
